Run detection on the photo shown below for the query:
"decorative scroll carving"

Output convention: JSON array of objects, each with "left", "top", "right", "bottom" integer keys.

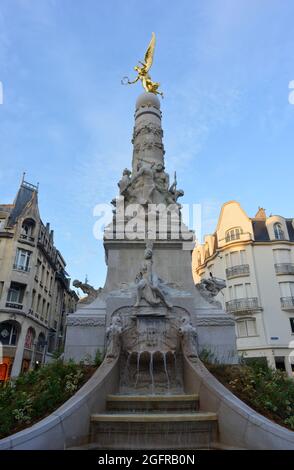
[
  {"left": 196, "top": 315, "right": 235, "bottom": 327},
  {"left": 67, "top": 317, "right": 106, "bottom": 327}
]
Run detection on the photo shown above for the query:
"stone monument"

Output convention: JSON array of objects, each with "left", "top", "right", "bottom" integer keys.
[{"left": 64, "top": 36, "right": 237, "bottom": 377}]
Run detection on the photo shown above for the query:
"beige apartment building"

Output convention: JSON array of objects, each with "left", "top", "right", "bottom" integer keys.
[
  {"left": 193, "top": 201, "right": 294, "bottom": 376},
  {"left": 0, "top": 178, "right": 78, "bottom": 381}
]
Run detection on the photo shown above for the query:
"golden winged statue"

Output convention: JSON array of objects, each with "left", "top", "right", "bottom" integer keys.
[{"left": 122, "top": 32, "right": 163, "bottom": 98}]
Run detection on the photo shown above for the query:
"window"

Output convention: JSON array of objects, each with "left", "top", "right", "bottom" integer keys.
[
  {"left": 46, "top": 302, "right": 50, "bottom": 319},
  {"left": 37, "top": 333, "right": 46, "bottom": 352},
  {"left": 279, "top": 282, "right": 294, "bottom": 297},
  {"left": 225, "top": 227, "right": 242, "bottom": 243},
  {"left": 0, "top": 219, "right": 5, "bottom": 230},
  {"left": 14, "top": 249, "right": 31, "bottom": 272},
  {"left": 237, "top": 318, "right": 257, "bottom": 337},
  {"left": 21, "top": 219, "right": 35, "bottom": 238},
  {"left": 290, "top": 318, "right": 294, "bottom": 334},
  {"left": 0, "top": 322, "right": 19, "bottom": 345},
  {"left": 36, "top": 294, "right": 41, "bottom": 314},
  {"left": 24, "top": 327, "right": 35, "bottom": 350},
  {"left": 273, "top": 249, "right": 291, "bottom": 264},
  {"left": 31, "top": 289, "right": 36, "bottom": 310},
  {"left": 274, "top": 223, "right": 285, "bottom": 240},
  {"left": 7, "top": 282, "right": 25, "bottom": 304},
  {"left": 41, "top": 265, "right": 45, "bottom": 284}
]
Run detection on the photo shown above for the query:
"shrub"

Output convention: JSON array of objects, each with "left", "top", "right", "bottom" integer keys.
[
  {"left": 206, "top": 360, "right": 294, "bottom": 430},
  {"left": 0, "top": 360, "right": 96, "bottom": 439}
]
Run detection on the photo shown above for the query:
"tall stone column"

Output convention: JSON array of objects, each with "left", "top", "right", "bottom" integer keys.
[
  {"left": 284, "top": 355, "right": 293, "bottom": 377},
  {"left": 132, "top": 93, "right": 165, "bottom": 174},
  {"left": 10, "top": 324, "right": 27, "bottom": 378}
]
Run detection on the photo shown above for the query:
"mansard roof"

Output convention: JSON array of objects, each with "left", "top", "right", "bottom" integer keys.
[{"left": 7, "top": 180, "right": 39, "bottom": 227}]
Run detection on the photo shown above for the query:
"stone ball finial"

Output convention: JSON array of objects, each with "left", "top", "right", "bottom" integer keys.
[{"left": 136, "top": 92, "right": 161, "bottom": 110}]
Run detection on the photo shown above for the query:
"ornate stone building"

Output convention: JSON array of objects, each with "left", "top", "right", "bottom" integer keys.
[
  {"left": 193, "top": 201, "right": 294, "bottom": 376},
  {"left": 0, "top": 178, "right": 78, "bottom": 381}
]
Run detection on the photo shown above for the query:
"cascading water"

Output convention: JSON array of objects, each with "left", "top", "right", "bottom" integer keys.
[
  {"left": 149, "top": 352, "right": 155, "bottom": 394},
  {"left": 162, "top": 352, "right": 170, "bottom": 392}
]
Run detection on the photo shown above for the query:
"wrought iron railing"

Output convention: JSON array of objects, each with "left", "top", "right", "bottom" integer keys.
[
  {"left": 226, "top": 264, "right": 250, "bottom": 279},
  {"left": 280, "top": 297, "right": 294, "bottom": 309},
  {"left": 275, "top": 263, "right": 294, "bottom": 275},
  {"left": 226, "top": 297, "right": 260, "bottom": 313}
]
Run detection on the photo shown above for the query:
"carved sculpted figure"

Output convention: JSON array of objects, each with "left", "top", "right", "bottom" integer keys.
[
  {"left": 105, "top": 314, "right": 123, "bottom": 359},
  {"left": 168, "top": 172, "right": 184, "bottom": 204},
  {"left": 73, "top": 279, "right": 102, "bottom": 304},
  {"left": 178, "top": 316, "right": 198, "bottom": 358},
  {"left": 196, "top": 276, "right": 226, "bottom": 299},
  {"left": 122, "top": 32, "right": 163, "bottom": 97},
  {"left": 153, "top": 163, "right": 169, "bottom": 194},
  {"left": 118, "top": 168, "right": 132, "bottom": 196},
  {"left": 134, "top": 241, "right": 172, "bottom": 308},
  {"left": 131, "top": 161, "right": 156, "bottom": 205}
]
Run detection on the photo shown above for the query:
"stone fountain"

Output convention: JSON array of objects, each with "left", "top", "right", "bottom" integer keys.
[
  {"left": 65, "top": 92, "right": 238, "bottom": 391},
  {"left": 2, "top": 93, "right": 293, "bottom": 451}
]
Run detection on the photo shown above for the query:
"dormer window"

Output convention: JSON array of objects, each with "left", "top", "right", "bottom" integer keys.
[
  {"left": 21, "top": 218, "right": 35, "bottom": 239},
  {"left": 274, "top": 223, "right": 285, "bottom": 240},
  {"left": 225, "top": 227, "right": 242, "bottom": 243}
]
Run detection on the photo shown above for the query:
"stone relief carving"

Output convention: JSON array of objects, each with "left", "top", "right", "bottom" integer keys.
[
  {"left": 73, "top": 279, "right": 103, "bottom": 304},
  {"left": 132, "top": 123, "right": 163, "bottom": 142},
  {"left": 134, "top": 241, "right": 172, "bottom": 309},
  {"left": 195, "top": 275, "right": 226, "bottom": 308}
]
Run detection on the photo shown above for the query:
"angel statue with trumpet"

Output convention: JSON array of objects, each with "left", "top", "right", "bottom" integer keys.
[{"left": 121, "top": 32, "right": 163, "bottom": 98}]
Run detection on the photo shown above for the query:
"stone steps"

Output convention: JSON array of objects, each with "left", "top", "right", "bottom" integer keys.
[
  {"left": 106, "top": 393, "right": 199, "bottom": 412},
  {"left": 86, "top": 393, "right": 218, "bottom": 450},
  {"left": 67, "top": 393, "right": 219, "bottom": 450}
]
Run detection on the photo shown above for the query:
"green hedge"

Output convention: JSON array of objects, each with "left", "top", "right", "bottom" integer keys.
[
  {"left": 206, "top": 360, "right": 294, "bottom": 430},
  {"left": 0, "top": 360, "right": 97, "bottom": 439}
]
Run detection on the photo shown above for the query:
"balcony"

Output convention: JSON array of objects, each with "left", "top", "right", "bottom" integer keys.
[
  {"left": 19, "top": 234, "right": 35, "bottom": 243},
  {"left": 13, "top": 264, "right": 30, "bottom": 273},
  {"left": 275, "top": 263, "right": 294, "bottom": 275},
  {"left": 280, "top": 297, "right": 294, "bottom": 310},
  {"left": 226, "top": 264, "right": 250, "bottom": 280},
  {"left": 226, "top": 297, "right": 261, "bottom": 313},
  {"left": 5, "top": 302, "right": 23, "bottom": 310}
]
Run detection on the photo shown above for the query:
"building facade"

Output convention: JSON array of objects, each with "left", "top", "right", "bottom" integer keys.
[
  {"left": 0, "top": 178, "right": 78, "bottom": 381},
  {"left": 193, "top": 201, "right": 294, "bottom": 376}
]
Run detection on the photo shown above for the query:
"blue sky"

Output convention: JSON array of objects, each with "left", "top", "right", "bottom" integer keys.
[{"left": 0, "top": 0, "right": 293, "bottom": 290}]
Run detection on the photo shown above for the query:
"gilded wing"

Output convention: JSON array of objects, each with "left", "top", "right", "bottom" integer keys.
[{"left": 144, "top": 32, "right": 156, "bottom": 72}]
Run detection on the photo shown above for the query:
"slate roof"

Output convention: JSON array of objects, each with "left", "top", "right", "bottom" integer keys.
[
  {"left": 251, "top": 220, "right": 270, "bottom": 242},
  {"left": 7, "top": 181, "right": 38, "bottom": 227}
]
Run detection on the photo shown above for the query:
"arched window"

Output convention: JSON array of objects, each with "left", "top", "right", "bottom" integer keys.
[
  {"left": 274, "top": 223, "right": 285, "bottom": 240},
  {"left": 225, "top": 227, "right": 242, "bottom": 243},
  {"left": 21, "top": 218, "right": 36, "bottom": 239},
  {"left": 24, "top": 327, "right": 36, "bottom": 350},
  {"left": 0, "top": 321, "right": 20, "bottom": 345},
  {"left": 37, "top": 333, "right": 46, "bottom": 352}
]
